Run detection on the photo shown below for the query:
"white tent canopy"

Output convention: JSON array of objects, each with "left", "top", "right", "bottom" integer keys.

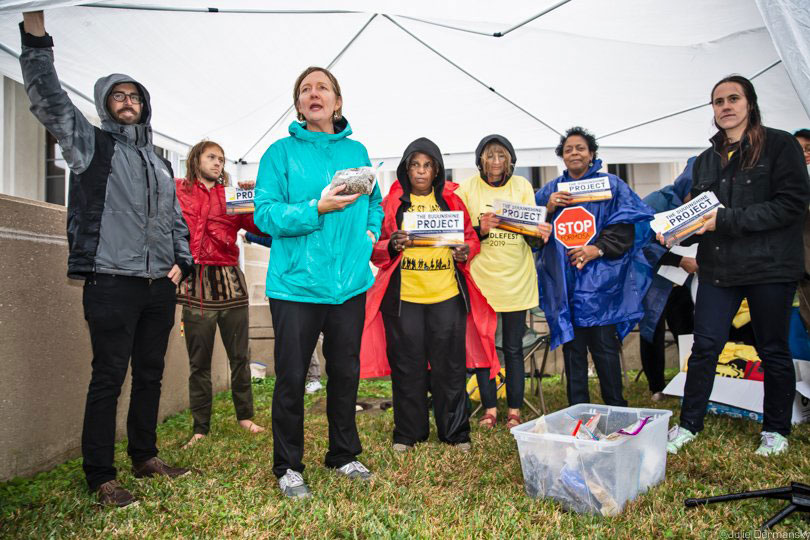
[{"left": 0, "top": 0, "right": 808, "bottom": 169}]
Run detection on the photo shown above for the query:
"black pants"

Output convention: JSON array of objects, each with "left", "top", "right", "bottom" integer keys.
[
  {"left": 383, "top": 296, "right": 470, "bottom": 446},
  {"left": 268, "top": 293, "right": 365, "bottom": 478},
  {"left": 81, "top": 274, "right": 177, "bottom": 491},
  {"left": 639, "top": 285, "right": 694, "bottom": 393},
  {"left": 562, "top": 325, "right": 627, "bottom": 407},
  {"left": 474, "top": 310, "right": 527, "bottom": 409},
  {"left": 680, "top": 281, "right": 796, "bottom": 437}
]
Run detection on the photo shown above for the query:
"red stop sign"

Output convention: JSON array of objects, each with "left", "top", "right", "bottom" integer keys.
[{"left": 554, "top": 206, "right": 596, "bottom": 248}]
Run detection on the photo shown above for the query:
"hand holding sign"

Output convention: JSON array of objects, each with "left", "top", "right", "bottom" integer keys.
[
  {"left": 547, "top": 191, "right": 573, "bottom": 214},
  {"left": 696, "top": 209, "right": 717, "bottom": 234},
  {"left": 452, "top": 243, "right": 470, "bottom": 262},
  {"left": 479, "top": 212, "right": 500, "bottom": 235},
  {"left": 391, "top": 230, "right": 412, "bottom": 252},
  {"left": 568, "top": 245, "right": 600, "bottom": 270}
]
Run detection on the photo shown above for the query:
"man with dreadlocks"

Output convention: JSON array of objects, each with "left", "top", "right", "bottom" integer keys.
[{"left": 175, "top": 140, "right": 269, "bottom": 450}]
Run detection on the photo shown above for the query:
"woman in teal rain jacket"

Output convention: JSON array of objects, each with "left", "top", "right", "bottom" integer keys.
[{"left": 254, "top": 66, "right": 383, "bottom": 499}]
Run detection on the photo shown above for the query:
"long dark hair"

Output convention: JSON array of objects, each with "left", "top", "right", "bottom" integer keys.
[
  {"left": 711, "top": 75, "right": 764, "bottom": 170},
  {"left": 184, "top": 140, "right": 229, "bottom": 191}
]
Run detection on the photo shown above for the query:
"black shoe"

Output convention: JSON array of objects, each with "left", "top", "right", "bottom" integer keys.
[
  {"left": 96, "top": 480, "right": 138, "bottom": 508},
  {"left": 132, "top": 457, "right": 192, "bottom": 479}
]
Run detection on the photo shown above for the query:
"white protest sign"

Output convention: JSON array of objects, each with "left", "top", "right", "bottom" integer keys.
[
  {"left": 557, "top": 176, "right": 612, "bottom": 202},
  {"left": 651, "top": 191, "right": 722, "bottom": 246},
  {"left": 402, "top": 211, "right": 465, "bottom": 247},
  {"left": 492, "top": 199, "right": 547, "bottom": 237},
  {"left": 224, "top": 187, "right": 255, "bottom": 214}
]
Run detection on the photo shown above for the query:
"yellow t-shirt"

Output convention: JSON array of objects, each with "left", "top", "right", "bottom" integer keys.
[
  {"left": 456, "top": 174, "right": 539, "bottom": 312},
  {"left": 400, "top": 191, "right": 459, "bottom": 304}
]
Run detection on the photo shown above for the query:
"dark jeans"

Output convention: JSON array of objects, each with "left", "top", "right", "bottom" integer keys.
[
  {"left": 562, "top": 325, "right": 627, "bottom": 406},
  {"left": 81, "top": 274, "right": 177, "bottom": 491},
  {"left": 639, "top": 285, "right": 694, "bottom": 393},
  {"left": 182, "top": 305, "right": 254, "bottom": 435},
  {"left": 474, "top": 310, "right": 527, "bottom": 410},
  {"left": 268, "top": 293, "right": 365, "bottom": 478},
  {"left": 680, "top": 281, "right": 796, "bottom": 437},
  {"left": 383, "top": 296, "right": 469, "bottom": 446}
]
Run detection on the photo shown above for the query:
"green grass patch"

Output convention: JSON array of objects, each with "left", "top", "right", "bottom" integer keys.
[{"left": 2, "top": 370, "right": 809, "bottom": 538}]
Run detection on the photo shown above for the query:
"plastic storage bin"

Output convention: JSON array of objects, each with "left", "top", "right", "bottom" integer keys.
[{"left": 511, "top": 404, "right": 672, "bottom": 515}]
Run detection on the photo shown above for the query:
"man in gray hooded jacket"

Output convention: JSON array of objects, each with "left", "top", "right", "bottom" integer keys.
[{"left": 20, "top": 11, "right": 194, "bottom": 508}]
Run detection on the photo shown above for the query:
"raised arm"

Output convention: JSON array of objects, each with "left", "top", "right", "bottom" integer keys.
[{"left": 19, "top": 12, "right": 96, "bottom": 174}]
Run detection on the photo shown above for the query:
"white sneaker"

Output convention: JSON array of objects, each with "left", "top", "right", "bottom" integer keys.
[
  {"left": 305, "top": 380, "right": 323, "bottom": 394},
  {"left": 336, "top": 460, "right": 373, "bottom": 480},
  {"left": 278, "top": 469, "right": 311, "bottom": 499},
  {"left": 754, "top": 431, "right": 788, "bottom": 456},
  {"left": 667, "top": 425, "right": 697, "bottom": 454}
]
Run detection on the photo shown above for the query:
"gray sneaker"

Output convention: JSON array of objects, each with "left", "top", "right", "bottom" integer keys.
[
  {"left": 278, "top": 469, "right": 311, "bottom": 499},
  {"left": 455, "top": 442, "right": 471, "bottom": 453},
  {"left": 336, "top": 460, "right": 373, "bottom": 480},
  {"left": 392, "top": 443, "right": 412, "bottom": 453}
]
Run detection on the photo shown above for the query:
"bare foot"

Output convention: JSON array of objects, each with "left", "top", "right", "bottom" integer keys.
[
  {"left": 238, "top": 420, "right": 265, "bottom": 434},
  {"left": 182, "top": 433, "right": 205, "bottom": 449}
]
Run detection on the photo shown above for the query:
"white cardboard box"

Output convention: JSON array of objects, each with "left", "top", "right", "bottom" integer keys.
[{"left": 663, "top": 334, "right": 810, "bottom": 424}]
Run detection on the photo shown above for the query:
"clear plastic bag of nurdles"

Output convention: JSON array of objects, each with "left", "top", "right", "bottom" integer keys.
[{"left": 328, "top": 163, "right": 381, "bottom": 196}]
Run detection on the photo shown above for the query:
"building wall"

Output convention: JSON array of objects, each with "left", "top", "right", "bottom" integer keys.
[
  {"left": 2, "top": 77, "right": 45, "bottom": 202},
  {"left": 0, "top": 194, "right": 230, "bottom": 481}
]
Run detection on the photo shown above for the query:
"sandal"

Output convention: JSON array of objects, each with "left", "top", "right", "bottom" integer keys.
[
  {"left": 506, "top": 414, "right": 522, "bottom": 429},
  {"left": 478, "top": 414, "right": 497, "bottom": 429}
]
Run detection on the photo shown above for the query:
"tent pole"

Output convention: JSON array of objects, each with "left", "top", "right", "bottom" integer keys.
[
  {"left": 81, "top": 4, "right": 362, "bottom": 15},
  {"left": 383, "top": 15, "right": 561, "bottom": 137},
  {"left": 237, "top": 13, "right": 378, "bottom": 162},
  {"left": 598, "top": 59, "right": 783, "bottom": 140}
]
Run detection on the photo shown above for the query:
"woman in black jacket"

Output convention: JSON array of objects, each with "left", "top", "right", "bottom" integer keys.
[{"left": 667, "top": 75, "right": 810, "bottom": 456}]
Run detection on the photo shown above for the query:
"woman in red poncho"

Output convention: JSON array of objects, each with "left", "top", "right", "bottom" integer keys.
[{"left": 359, "top": 137, "right": 498, "bottom": 452}]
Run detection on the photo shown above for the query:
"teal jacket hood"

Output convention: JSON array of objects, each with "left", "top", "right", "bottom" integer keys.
[{"left": 253, "top": 118, "right": 384, "bottom": 304}]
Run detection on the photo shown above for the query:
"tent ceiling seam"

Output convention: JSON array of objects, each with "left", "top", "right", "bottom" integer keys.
[
  {"left": 383, "top": 14, "right": 562, "bottom": 138},
  {"left": 81, "top": 3, "right": 364, "bottom": 15},
  {"left": 599, "top": 59, "right": 782, "bottom": 140},
  {"left": 237, "top": 13, "right": 379, "bottom": 162},
  {"left": 79, "top": 1, "right": 572, "bottom": 38}
]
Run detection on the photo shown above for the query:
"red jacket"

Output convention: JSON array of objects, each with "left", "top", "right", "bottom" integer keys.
[
  {"left": 175, "top": 179, "right": 264, "bottom": 266},
  {"left": 359, "top": 180, "right": 499, "bottom": 380}
]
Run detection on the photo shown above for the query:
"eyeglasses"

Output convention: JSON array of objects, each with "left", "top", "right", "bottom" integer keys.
[
  {"left": 110, "top": 91, "right": 143, "bottom": 105},
  {"left": 408, "top": 161, "right": 434, "bottom": 171}
]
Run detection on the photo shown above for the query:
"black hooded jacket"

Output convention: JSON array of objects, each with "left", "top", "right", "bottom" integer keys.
[{"left": 379, "top": 138, "right": 471, "bottom": 316}]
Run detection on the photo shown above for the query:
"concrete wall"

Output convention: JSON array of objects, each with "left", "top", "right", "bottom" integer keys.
[{"left": 0, "top": 194, "right": 230, "bottom": 481}]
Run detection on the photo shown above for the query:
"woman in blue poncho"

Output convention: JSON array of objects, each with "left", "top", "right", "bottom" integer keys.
[{"left": 536, "top": 127, "right": 654, "bottom": 406}]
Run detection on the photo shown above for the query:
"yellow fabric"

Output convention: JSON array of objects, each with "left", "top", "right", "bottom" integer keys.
[
  {"left": 685, "top": 342, "right": 760, "bottom": 378},
  {"left": 400, "top": 190, "right": 458, "bottom": 304},
  {"left": 466, "top": 368, "right": 508, "bottom": 401},
  {"left": 456, "top": 174, "right": 539, "bottom": 311},
  {"left": 732, "top": 298, "right": 750, "bottom": 328}
]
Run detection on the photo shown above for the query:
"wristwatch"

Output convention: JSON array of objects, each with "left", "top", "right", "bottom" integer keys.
[{"left": 597, "top": 248, "right": 604, "bottom": 257}]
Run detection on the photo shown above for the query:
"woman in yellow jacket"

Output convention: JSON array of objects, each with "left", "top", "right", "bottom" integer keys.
[{"left": 457, "top": 135, "right": 550, "bottom": 429}]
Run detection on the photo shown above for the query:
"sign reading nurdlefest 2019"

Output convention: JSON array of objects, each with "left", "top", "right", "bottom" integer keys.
[
  {"left": 554, "top": 206, "right": 596, "bottom": 249},
  {"left": 492, "top": 199, "right": 547, "bottom": 238},
  {"left": 651, "top": 191, "right": 722, "bottom": 246},
  {"left": 402, "top": 211, "right": 465, "bottom": 247},
  {"left": 225, "top": 186, "right": 255, "bottom": 214}
]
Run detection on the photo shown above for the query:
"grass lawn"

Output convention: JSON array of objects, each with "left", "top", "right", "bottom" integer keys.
[{"left": 2, "top": 371, "right": 809, "bottom": 539}]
